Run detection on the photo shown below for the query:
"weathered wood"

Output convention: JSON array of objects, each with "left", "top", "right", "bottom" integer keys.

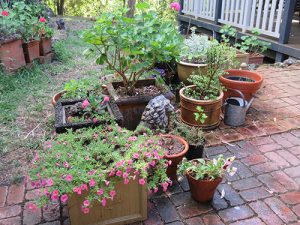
[{"left": 279, "top": 0, "right": 297, "bottom": 44}]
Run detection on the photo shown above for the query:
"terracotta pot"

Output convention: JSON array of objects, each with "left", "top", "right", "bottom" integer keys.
[
  {"left": 186, "top": 171, "right": 222, "bottom": 202},
  {"left": 180, "top": 85, "right": 223, "bottom": 130},
  {"left": 220, "top": 69, "right": 263, "bottom": 101},
  {"left": 177, "top": 61, "right": 207, "bottom": 85},
  {"left": 39, "top": 37, "right": 52, "bottom": 56},
  {"left": 68, "top": 178, "right": 147, "bottom": 225},
  {"left": 22, "top": 40, "right": 40, "bottom": 63},
  {"left": 248, "top": 53, "right": 264, "bottom": 65},
  {"left": 0, "top": 38, "right": 26, "bottom": 72},
  {"left": 52, "top": 91, "right": 66, "bottom": 107},
  {"left": 161, "top": 134, "right": 189, "bottom": 181}
]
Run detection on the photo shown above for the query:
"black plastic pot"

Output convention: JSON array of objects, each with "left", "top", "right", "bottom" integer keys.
[{"left": 185, "top": 144, "right": 204, "bottom": 160}]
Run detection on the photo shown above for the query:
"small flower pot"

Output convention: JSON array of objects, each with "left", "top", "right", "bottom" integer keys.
[
  {"left": 51, "top": 91, "right": 66, "bottom": 107},
  {"left": 23, "top": 40, "right": 40, "bottom": 63},
  {"left": 177, "top": 61, "right": 208, "bottom": 85},
  {"left": 68, "top": 178, "right": 147, "bottom": 225},
  {"left": 39, "top": 37, "right": 52, "bottom": 56},
  {"left": 186, "top": 169, "right": 222, "bottom": 202},
  {"left": 248, "top": 53, "right": 264, "bottom": 65},
  {"left": 180, "top": 85, "right": 223, "bottom": 130},
  {"left": 161, "top": 134, "right": 189, "bottom": 181},
  {"left": 0, "top": 38, "right": 26, "bottom": 72},
  {"left": 185, "top": 144, "right": 204, "bottom": 160}
]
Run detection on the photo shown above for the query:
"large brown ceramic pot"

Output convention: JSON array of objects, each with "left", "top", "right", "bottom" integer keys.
[
  {"left": 23, "top": 40, "right": 40, "bottom": 63},
  {"left": 161, "top": 134, "right": 189, "bottom": 181},
  {"left": 180, "top": 85, "right": 223, "bottom": 130},
  {"left": 40, "top": 37, "right": 52, "bottom": 56},
  {"left": 177, "top": 61, "right": 207, "bottom": 85},
  {"left": 186, "top": 171, "right": 222, "bottom": 202},
  {"left": 220, "top": 69, "right": 263, "bottom": 101}
]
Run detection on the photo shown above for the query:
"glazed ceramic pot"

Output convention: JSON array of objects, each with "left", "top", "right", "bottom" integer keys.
[{"left": 177, "top": 61, "right": 207, "bottom": 85}]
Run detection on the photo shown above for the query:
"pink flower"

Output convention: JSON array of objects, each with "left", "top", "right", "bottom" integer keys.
[
  {"left": 116, "top": 170, "right": 122, "bottom": 177},
  {"left": 154, "top": 187, "right": 158, "bottom": 193},
  {"left": 124, "top": 179, "right": 129, "bottom": 184},
  {"left": 27, "top": 202, "right": 37, "bottom": 211},
  {"left": 81, "top": 184, "right": 88, "bottom": 191},
  {"left": 134, "top": 170, "right": 140, "bottom": 175},
  {"left": 127, "top": 159, "right": 133, "bottom": 165},
  {"left": 109, "top": 170, "right": 115, "bottom": 177},
  {"left": 63, "top": 162, "right": 69, "bottom": 168},
  {"left": 110, "top": 190, "right": 116, "bottom": 199},
  {"left": 61, "top": 194, "right": 68, "bottom": 203},
  {"left": 93, "top": 118, "right": 98, "bottom": 123},
  {"left": 133, "top": 153, "right": 139, "bottom": 159},
  {"left": 44, "top": 188, "right": 49, "bottom": 195},
  {"left": 97, "top": 189, "right": 104, "bottom": 195},
  {"left": 1, "top": 10, "right": 9, "bottom": 17},
  {"left": 139, "top": 178, "right": 146, "bottom": 186},
  {"left": 83, "top": 200, "right": 90, "bottom": 207},
  {"left": 170, "top": 2, "right": 180, "bottom": 11},
  {"left": 39, "top": 17, "right": 46, "bottom": 22},
  {"left": 102, "top": 198, "right": 107, "bottom": 207},
  {"left": 51, "top": 194, "right": 59, "bottom": 201},
  {"left": 149, "top": 161, "right": 156, "bottom": 167},
  {"left": 52, "top": 189, "right": 59, "bottom": 196},
  {"left": 89, "top": 179, "right": 96, "bottom": 187},
  {"left": 65, "top": 174, "right": 73, "bottom": 182},
  {"left": 122, "top": 172, "right": 129, "bottom": 179},
  {"left": 82, "top": 207, "right": 90, "bottom": 214},
  {"left": 82, "top": 99, "right": 90, "bottom": 109},
  {"left": 162, "top": 182, "right": 169, "bottom": 192},
  {"left": 105, "top": 180, "right": 110, "bottom": 186},
  {"left": 103, "top": 96, "right": 110, "bottom": 103},
  {"left": 128, "top": 136, "right": 138, "bottom": 142}
]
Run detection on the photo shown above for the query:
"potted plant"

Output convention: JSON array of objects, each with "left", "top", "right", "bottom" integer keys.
[
  {"left": 178, "top": 155, "right": 237, "bottom": 202},
  {"left": 29, "top": 125, "right": 171, "bottom": 225},
  {"left": 177, "top": 27, "right": 212, "bottom": 84},
  {"left": 83, "top": 6, "right": 182, "bottom": 130},
  {"left": 179, "top": 41, "right": 236, "bottom": 130},
  {"left": 37, "top": 17, "right": 54, "bottom": 56},
  {"left": 0, "top": 7, "right": 26, "bottom": 72}
]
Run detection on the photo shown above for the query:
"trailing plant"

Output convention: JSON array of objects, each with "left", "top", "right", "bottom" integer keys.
[
  {"left": 83, "top": 4, "right": 183, "bottom": 95},
  {"left": 183, "top": 40, "right": 236, "bottom": 100},
  {"left": 28, "top": 125, "right": 171, "bottom": 213},
  {"left": 178, "top": 155, "right": 237, "bottom": 180},
  {"left": 180, "top": 27, "right": 212, "bottom": 64}
]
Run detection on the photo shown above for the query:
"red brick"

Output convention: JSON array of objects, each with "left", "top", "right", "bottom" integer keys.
[
  {"left": 281, "top": 133, "right": 300, "bottom": 145},
  {"left": 249, "top": 201, "right": 283, "bottom": 225},
  {"left": 202, "top": 214, "right": 224, "bottom": 225},
  {"left": 240, "top": 187, "right": 272, "bottom": 202},
  {"left": 212, "top": 192, "right": 228, "bottom": 210},
  {"left": 241, "top": 155, "right": 267, "bottom": 166},
  {"left": 250, "top": 137, "right": 274, "bottom": 146},
  {"left": 244, "top": 125, "right": 266, "bottom": 137},
  {"left": 153, "top": 196, "right": 179, "bottom": 223},
  {"left": 0, "top": 205, "right": 21, "bottom": 219},
  {"left": 271, "top": 171, "right": 299, "bottom": 190},
  {"left": 271, "top": 134, "right": 294, "bottom": 147},
  {"left": 6, "top": 185, "right": 25, "bottom": 205},
  {"left": 169, "top": 192, "right": 192, "bottom": 207},
  {"left": 42, "top": 203, "right": 60, "bottom": 222},
  {"left": 220, "top": 130, "right": 244, "bottom": 143},
  {"left": 218, "top": 206, "right": 254, "bottom": 223},
  {"left": 292, "top": 204, "right": 300, "bottom": 217},
  {"left": 277, "top": 150, "right": 300, "bottom": 166},
  {"left": 217, "top": 184, "right": 244, "bottom": 206},
  {"left": 205, "top": 146, "right": 228, "bottom": 157},
  {"left": 0, "top": 187, "right": 7, "bottom": 207},
  {"left": 289, "top": 146, "right": 300, "bottom": 155},
  {"left": 25, "top": 189, "right": 43, "bottom": 201},
  {"left": 280, "top": 192, "right": 300, "bottom": 205},
  {"left": 265, "top": 152, "right": 290, "bottom": 168},
  {"left": 264, "top": 197, "right": 298, "bottom": 223},
  {"left": 250, "top": 162, "right": 278, "bottom": 174},
  {"left": 258, "top": 143, "right": 282, "bottom": 153},
  {"left": 184, "top": 217, "right": 204, "bottom": 225},
  {"left": 229, "top": 217, "right": 264, "bottom": 225},
  {"left": 0, "top": 216, "right": 21, "bottom": 225},
  {"left": 144, "top": 202, "right": 163, "bottom": 225},
  {"left": 291, "top": 130, "right": 300, "bottom": 137},
  {"left": 231, "top": 178, "right": 262, "bottom": 191},
  {"left": 257, "top": 174, "right": 287, "bottom": 193},
  {"left": 177, "top": 202, "right": 212, "bottom": 219},
  {"left": 23, "top": 202, "right": 42, "bottom": 225},
  {"left": 284, "top": 165, "right": 300, "bottom": 178}
]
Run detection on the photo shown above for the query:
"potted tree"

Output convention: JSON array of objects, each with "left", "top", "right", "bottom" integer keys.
[
  {"left": 83, "top": 6, "right": 182, "bottom": 130},
  {"left": 0, "top": 7, "right": 26, "bottom": 72},
  {"left": 177, "top": 27, "right": 211, "bottom": 84},
  {"left": 178, "top": 155, "right": 237, "bottom": 202},
  {"left": 179, "top": 41, "right": 236, "bottom": 130},
  {"left": 29, "top": 125, "right": 171, "bottom": 225}
]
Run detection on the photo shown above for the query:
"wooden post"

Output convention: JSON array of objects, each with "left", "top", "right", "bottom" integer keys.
[{"left": 214, "top": 0, "right": 223, "bottom": 40}]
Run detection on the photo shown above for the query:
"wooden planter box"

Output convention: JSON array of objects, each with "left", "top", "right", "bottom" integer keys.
[
  {"left": 0, "top": 38, "right": 26, "bottom": 72},
  {"left": 55, "top": 99, "right": 124, "bottom": 133},
  {"left": 22, "top": 40, "right": 40, "bottom": 63},
  {"left": 106, "top": 79, "right": 175, "bottom": 130},
  {"left": 68, "top": 178, "right": 147, "bottom": 225}
]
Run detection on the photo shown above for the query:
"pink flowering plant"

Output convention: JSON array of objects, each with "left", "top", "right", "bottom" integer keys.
[{"left": 29, "top": 125, "right": 170, "bottom": 213}]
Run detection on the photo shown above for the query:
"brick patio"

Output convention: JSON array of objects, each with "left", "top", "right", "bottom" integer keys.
[{"left": 1, "top": 65, "right": 300, "bottom": 225}]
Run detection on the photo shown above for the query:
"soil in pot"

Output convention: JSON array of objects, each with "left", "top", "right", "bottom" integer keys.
[
  {"left": 185, "top": 144, "right": 204, "bottom": 160},
  {"left": 226, "top": 76, "right": 255, "bottom": 82}
]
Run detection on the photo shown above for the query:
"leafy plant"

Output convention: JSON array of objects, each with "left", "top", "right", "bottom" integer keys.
[
  {"left": 194, "top": 106, "right": 207, "bottom": 124},
  {"left": 83, "top": 4, "right": 183, "bottom": 95},
  {"left": 0, "top": 6, "right": 22, "bottom": 41},
  {"left": 220, "top": 24, "right": 238, "bottom": 46},
  {"left": 178, "top": 155, "right": 237, "bottom": 180},
  {"left": 180, "top": 27, "right": 212, "bottom": 64},
  {"left": 183, "top": 41, "right": 236, "bottom": 100},
  {"left": 29, "top": 125, "right": 171, "bottom": 212},
  {"left": 240, "top": 29, "right": 270, "bottom": 55}
]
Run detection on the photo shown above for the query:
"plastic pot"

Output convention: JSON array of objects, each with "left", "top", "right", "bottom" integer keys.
[{"left": 177, "top": 61, "right": 207, "bottom": 85}]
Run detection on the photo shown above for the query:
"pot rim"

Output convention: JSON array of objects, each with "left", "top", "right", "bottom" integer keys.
[
  {"left": 221, "top": 69, "right": 263, "bottom": 84},
  {"left": 159, "top": 134, "right": 189, "bottom": 159},
  {"left": 179, "top": 85, "right": 224, "bottom": 104},
  {"left": 177, "top": 61, "right": 207, "bottom": 67},
  {"left": 52, "top": 90, "right": 66, "bottom": 106}
]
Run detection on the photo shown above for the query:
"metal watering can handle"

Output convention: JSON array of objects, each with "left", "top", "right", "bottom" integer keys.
[{"left": 226, "top": 88, "right": 247, "bottom": 108}]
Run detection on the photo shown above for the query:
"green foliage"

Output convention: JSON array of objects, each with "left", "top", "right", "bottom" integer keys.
[
  {"left": 240, "top": 28, "right": 270, "bottom": 54},
  {"left": 194, "top": 106, "right": 207, "bottom": 124},
  {"left": 82, "top": 7, "right": 183, "bottom": 95},
  {"left": 62, "top": 78, "right": 100, "bottom": 99},
  {"left": 178, "top": 155, "right": 237, "bottom": 180},
  {"left": 184, "top": 41, "right": 236, "bottom": 100},
  {"left": 29, "top": 125, "right": 170, "bottom": 210},
  {"left": 220, "top": 24, "right": 238, "bottom": 45}
]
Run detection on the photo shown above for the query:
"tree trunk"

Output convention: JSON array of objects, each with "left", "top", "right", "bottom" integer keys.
[
  {"left": 56, "top": 0, "right": 64, "bottom": 15},
  {"left": 126, "top": 0, "right": 136, "bottom": 17}
]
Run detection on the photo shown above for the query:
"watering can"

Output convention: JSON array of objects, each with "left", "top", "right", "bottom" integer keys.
[{"left": 223, "top": 89, "right": 254, "bottom": 127}]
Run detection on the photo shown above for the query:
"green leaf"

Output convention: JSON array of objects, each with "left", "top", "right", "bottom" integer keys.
[{"left": 96, "top": 54, "right": 107, "bottom": 65}]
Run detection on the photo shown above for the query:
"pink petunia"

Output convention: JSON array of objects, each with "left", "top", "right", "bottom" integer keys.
[
  {"left": 122, "top": 172, "right": 129, "bottom": 179},
  {"left": 27, "top": 202, "right": 37, "bottom": 211},
  {"left": 61, "top": 194, "right": 68, "bottom": 203},
  {"left": 110, "top": 190, "right": 116, "bottom": 199},
  {"left": 116, "top": 170, "right": 122, "bottom": 177},
  {"left": 170, "top": 2, "right": 180, "bottom": 11},
  {"left": 128, "top": 136, "right": 138, "bottom": 142},
  {"left": 83, "top": 199, "right": 90, "bottom": 207},
  {"left": 102, "top": 198, "right": 107, "bottom": 207},
  {"left": 103, "top": 96, "right": 110, "bottom": 103},
  {"left": 97, "top": 189, "right": 104, "bottom": 195},
  {"left": 124, "top": 179, "right": 129, "bottom": 184},
  {"left": 133, "top": 153, "right": 139, "bottom": 159},
  {"left": 93, "top": 118, "right": 98, "bottom": 123},
  {"left": 154, "top": 187, "right": 158, "bottom": 193},
  {"left": 105, "top": 180, "right": 110, "bottom": 186},
  {"left": 139, "top": 178, "right": 146, "bottom": 186},
  {"left": 63, "top": 162, "right": 69, "bottom": 168},
  {"left": 89, "top": 179, "right": 96, "bottom": 187},
  {"left": 82, "top": 99, "right": 90, "bottom": 109},
  {"left": 109, "top": 170, "right": 115, "bottom": 177},
  {"left": 1, "top": 10, "right": 9, "bottom": 16},
  {"left": 81, "top": 184, "right": 88, "bottom": 191},
  {"left": 51, "top": 194, "right": 59, "bottom": 201},
  {"left": 82, "top": 207, "right": 90, "bottom": 214},
  {"left": 52, "top": 189, "right": 59, "bottom": 196},
  {"left": 65, "top": 175, "right": 73, "bottom": 182},
  {"left": 39, "top": 17, "right": 46, "bottom": 22}
]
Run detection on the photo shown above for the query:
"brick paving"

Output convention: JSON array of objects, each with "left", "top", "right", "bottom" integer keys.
[{"left": 1, "top": 66, "right": 300, "bottom": 225}]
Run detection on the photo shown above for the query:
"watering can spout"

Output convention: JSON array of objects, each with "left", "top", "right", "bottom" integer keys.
[{"left": 246, "top": 96, "right": 255, "bottom": 111}]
